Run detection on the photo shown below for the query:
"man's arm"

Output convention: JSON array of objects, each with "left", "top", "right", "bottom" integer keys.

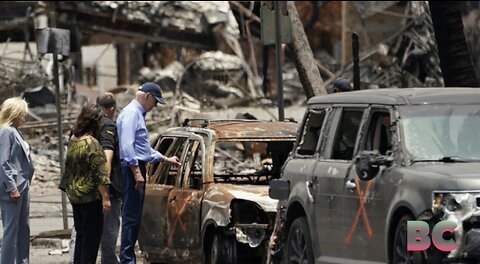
[
  {"left": 150, "top": 148, "right": 164, "bottom": 163},
  {"left": 99, "top": 121, "right": 116, "bottom": 176},
  {"left": 104, "top": 150, "right": 113, "bottom": 176},
  {"left": 98, "top": 184, "right": 111, "bottom": 214},
  {"left": 150, "top": 148, "right": 181, "bottom": 167},
  {"left": 129, "top": 164, "right": 144, "bottom": 191},
  {"left": 118, "top": 113, "right": 138, "bottom": 167}
]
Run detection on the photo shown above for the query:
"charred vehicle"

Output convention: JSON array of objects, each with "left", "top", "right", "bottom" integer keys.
[
  {"left": 139, "top": 119, "right": 298, "bottom": 263},
  {"left": 269, "top": 88, "right": 480, "bottom": 264}
]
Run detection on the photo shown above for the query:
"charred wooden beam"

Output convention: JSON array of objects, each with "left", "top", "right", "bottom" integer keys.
[
  {"left": 229, "top": 1, "right": 261, "bottom": 23},
  {"left": 286, "top": 1, "right": 326, "bottom": 98}
]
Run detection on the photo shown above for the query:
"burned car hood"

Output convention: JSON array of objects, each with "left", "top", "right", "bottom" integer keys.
[
  {"left": 206, "top": 184, "right": 278, "bottom": 212},
  {"left": 407, "top": 163, "right": 480, "bottom": 189}
]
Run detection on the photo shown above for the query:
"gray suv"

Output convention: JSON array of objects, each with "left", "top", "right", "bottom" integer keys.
[{"left": 269, "top": 88, "right": 480, "bottom": 264}]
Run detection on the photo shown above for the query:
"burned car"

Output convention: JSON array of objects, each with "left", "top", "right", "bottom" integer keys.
[
  {"left": 269, "top": 88, "right": 480, "bottom": 264},
  {"left": 138, "top": 119, "right": 298, "bottom": 263}
]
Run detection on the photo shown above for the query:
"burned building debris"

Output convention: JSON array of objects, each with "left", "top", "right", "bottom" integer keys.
[
  {"left": 2, "top": 1, "right": 475, "bottom": 121},
  {"left": 316, "top": 1, "right": 444, "bottom": 91},
  {"left": 1, "top": 1, "right": 480, "bottom": 261}
]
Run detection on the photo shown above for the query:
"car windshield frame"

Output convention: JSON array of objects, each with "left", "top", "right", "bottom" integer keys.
[
  {"left": 212, "top": 139, "right": 294, "bottom": 184},
  {"left": 399, "top": 104, "right": 480, "bottom": 164}
]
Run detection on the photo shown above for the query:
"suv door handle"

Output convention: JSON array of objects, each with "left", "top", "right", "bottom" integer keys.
[{"left": 306, "top": 182, "right": 315, "bottom": 203}]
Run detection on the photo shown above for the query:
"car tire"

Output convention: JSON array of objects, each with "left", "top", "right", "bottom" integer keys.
[
  {"left": 392, "top": 215, "right": 426, "bottom": 264},
  {"left": 285, "top": 217, "right": 314, "bottom": 264},
  {"left": 205, "top": 231, "right": 236, "bottom": 264}
]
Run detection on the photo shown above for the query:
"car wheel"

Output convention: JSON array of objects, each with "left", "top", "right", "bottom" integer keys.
[
  {"left": 205, "top": 231, "right": 236, "bottom": 264},
  {"left": 392, "top": 215, "right": 426, "bottom": 264},
  {"left": 286, "top": 217, "right": 314, "bottom": 264}
]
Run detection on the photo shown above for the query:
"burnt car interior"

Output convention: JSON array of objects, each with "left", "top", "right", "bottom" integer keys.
[
  {"left": 214, "top": 140, "right": 293, "bottom": 184},
  {"left": 151, "top": 136, "right": 205, "bottom": 189},
  {"left": 148, "top": 135, "right": 293, "bottom": 187}
]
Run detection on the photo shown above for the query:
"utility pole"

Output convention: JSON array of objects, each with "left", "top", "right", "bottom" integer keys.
[
  {"left": 274, "top": 1, "right": 284, "bottom": 121},
  {"left": 352, "top": 32, "right": 360, "bottom": 90},
  {"left": 35, "top": 26, "right": 70, "bottom": 230},
  {"left": 341, "top": 1, "right": 348, "bottom": 69},
  {"left": 261, "top": 1, "right": 291, "bottom": 120}
]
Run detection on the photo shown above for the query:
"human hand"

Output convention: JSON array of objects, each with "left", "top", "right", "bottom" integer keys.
[
  {"left": 165, "top": 156, "right": 181, "bottom": 166},
  {"left": 10, "top": 189, "right": 20, "bottom": 203},
  {"left": 134, "top": 174, "right": 145, "bottom": 191},
  {"left": 102, "top": 198, "right": 111, "bottom": 214}
]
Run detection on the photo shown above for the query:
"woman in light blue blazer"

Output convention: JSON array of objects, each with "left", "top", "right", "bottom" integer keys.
[{"left": 0, "top": 97, "right": 34, "bottom": 264}]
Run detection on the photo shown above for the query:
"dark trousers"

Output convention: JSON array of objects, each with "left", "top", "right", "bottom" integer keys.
[
  {"left": 120, "top": 162, "right": 146, "bottom": 264},
  {"left": 72, "top": 200, "right": 104, "bottom": 264}
]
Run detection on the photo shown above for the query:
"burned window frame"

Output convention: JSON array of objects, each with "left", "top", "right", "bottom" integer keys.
[
  {"left": 212, "top": 139, "right": 292, "bottom": 184},
  {"left": 150, "top": 136, "right": 188, "bottom": 185},
  {"left": 148, "top": 136, "right": 175, "bottom": 183},
  {"left": 178, "top": 135, "right": 206, "bottom": 190},
  {"left": 294, "top": 106, "right": 330, "bottom": 157}
]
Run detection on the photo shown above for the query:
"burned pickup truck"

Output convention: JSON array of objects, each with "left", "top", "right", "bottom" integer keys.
[
  {"left": 269, "top": 88, "right": 480, "bottom": 264},
  {"left": 138, "top": 119, "right": 298, "bottom": 263}
]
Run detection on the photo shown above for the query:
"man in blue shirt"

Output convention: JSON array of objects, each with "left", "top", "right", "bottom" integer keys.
[{"left": 117, "top": 82, "right": 180, "bottom": 264}]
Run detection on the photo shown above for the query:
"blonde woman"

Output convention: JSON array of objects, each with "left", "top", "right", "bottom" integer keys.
[{"left": 0, "top": 97, "right": 34, "bottom": 264}]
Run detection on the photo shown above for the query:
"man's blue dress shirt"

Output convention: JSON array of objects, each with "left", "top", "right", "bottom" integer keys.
[{"left": 117, "top": 100, "right": 164, "bottom": 167}]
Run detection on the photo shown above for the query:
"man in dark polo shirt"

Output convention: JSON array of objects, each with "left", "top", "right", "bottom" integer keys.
[{"left": 96, "top": 92, "right": 122, "bottom": 264}]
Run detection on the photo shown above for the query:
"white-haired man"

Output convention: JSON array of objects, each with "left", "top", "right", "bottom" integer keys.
[{"left": 116, "top": 82, "right": 180, "bottom": 264}]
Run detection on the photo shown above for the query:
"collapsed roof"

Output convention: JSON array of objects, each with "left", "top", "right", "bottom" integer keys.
[{"left": 52, "top": 1, "right": 239, "bottom": 49}]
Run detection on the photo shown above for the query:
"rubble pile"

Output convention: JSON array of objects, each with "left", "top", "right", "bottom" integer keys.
[
  {"left": 27, "top": 132, "right": 70, "bottom": 198},
  {"left": 30, "top": 150, "right": 61, "bottom": 196},
  {"left": 139, "top": 61, "right": 185, "bottom": 93},
  {"left": 68, "top": 1, "right": 239, "bottom": 36},
  {"left": 0, "top": 57, "right": 50, "bottom": 103},
  {"left": 329, "top": 1, "right": 443, "bottom": 90},
  {"left": 180, "top": 51, "right": 249, "bottom": 107}
]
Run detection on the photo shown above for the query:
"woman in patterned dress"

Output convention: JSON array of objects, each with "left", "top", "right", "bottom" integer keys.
[{"left": 63, "top": 104, "right": 111, "bottom": 264}]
